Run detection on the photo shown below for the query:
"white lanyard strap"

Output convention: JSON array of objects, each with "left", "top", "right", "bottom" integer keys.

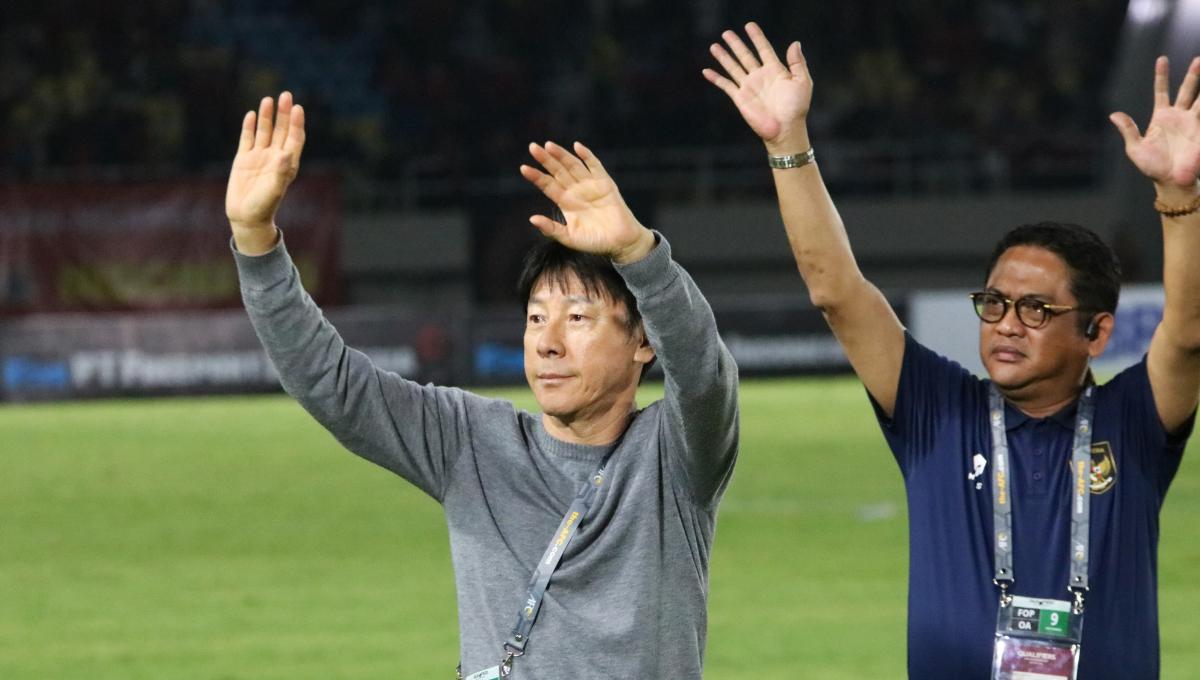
[{"left": 988, "top": 384, "right": 1094, "bottom": 612}]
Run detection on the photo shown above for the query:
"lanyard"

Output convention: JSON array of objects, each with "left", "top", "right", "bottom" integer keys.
[
  {"left": 457, "top": 447, "right": 618, "bottom": 679},
  {"left": 506, "top": 449, "right": 614, "bottom": 654},
  {"left": 988, "top": 384, "right": 1095, "bottom": 613}
]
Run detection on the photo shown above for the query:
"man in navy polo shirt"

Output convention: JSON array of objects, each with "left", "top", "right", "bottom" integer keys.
[{"left": 705, "top": 22, "right": 1200, "bottom": 679}]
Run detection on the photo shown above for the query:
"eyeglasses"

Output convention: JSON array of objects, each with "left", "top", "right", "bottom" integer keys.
[{"left": 968, "top": 291, "right": 1079, "bottom": 329}]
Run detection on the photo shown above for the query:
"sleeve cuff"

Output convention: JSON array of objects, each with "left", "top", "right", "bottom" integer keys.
[
  {"left": 230, "top": 230, "right": 295, "bottom": 291},
  {"left": 613, "top": 230, "right": 678, "bottom": 297}
]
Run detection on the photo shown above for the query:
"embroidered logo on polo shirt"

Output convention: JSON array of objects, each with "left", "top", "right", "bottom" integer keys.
[
  {"left": 968, "top": 452, "right": 987, "bottom": 490},
  {"left": 1088, "top": 441, "right": 1116, "bottom": 494}
]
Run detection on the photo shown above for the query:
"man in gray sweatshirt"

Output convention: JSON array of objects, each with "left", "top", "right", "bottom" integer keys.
[{"left": 225, "top": 91, "right": 739, "bottom": 678}]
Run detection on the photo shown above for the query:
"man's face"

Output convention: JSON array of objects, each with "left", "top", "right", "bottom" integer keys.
[
  {"left": 979, "top": 245, "right": 1092, "bottom": 396},
  {"left": 523, "top": 272, "right": 653, "bottom": 423}
]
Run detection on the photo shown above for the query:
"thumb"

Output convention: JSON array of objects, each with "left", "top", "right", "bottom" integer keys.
[
  {"left": 529, "top": 214, "right": 567, "bottom": 241},
  {"left": 1108, "top": 112, "right": 1141, "bottom": 148},
  {"left": 786, "top": 41, "right": 807, "bottom": 79}
]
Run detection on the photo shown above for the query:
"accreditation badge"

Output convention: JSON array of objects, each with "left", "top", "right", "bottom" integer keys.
[
  {"left": 461, "top": 666, "right": 501, "bottom": 680},
  {"left": 991, "top": 596, "right": 1082, "bottom": 680}
]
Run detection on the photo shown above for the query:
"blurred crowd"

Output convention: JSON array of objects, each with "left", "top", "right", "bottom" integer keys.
[{"left": 0, "top": 0, "right": 1127, "bottom": 192}]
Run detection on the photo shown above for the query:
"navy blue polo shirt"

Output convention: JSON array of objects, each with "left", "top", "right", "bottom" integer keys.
[{"left": 872, "top": 333, "right": 1194, "bottom": 679}]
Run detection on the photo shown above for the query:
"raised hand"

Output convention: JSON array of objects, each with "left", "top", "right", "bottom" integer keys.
[
  {"left": 702, "top": 22, "right": 812, "bottom": 152},
  {"left": 226, "top": 92, "right": 306, "bottom": 253},
  {"left": 1110, "top": 57, "right": 1200, "bottom": 191},
  {"left": 519, "top": 141, "right": 655, "bottom": 264}
]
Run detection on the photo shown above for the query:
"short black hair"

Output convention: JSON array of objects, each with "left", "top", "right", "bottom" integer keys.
[
  {"left": 517, "top": 238, "right": 656, "bottom": 378},
  {"left": 984, "top": 222, "right": 1122, "bottom": 334}
]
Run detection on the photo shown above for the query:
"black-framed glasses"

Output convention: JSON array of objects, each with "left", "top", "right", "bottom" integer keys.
[{"left": 968, "top": 291, "right": 1079, "bottom": 329}]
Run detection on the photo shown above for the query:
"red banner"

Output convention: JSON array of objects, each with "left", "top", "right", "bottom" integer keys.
[{"left": 0, "top": 175, "right": 340, "bottom": 313}]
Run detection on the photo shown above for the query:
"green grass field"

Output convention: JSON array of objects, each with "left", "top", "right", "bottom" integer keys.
[{"left": 2, "top": 377, "right": 1197, "bottom": 679}]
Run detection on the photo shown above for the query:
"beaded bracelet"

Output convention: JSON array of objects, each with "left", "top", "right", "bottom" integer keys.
[{"left": 1153, "top": 193, "right": 1200, "bottom": 217}]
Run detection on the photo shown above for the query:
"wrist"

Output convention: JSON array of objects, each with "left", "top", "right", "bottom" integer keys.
[
  {"left": 1152, "top": 179, "right": 1200, "bottom": 218},
  {"left": 612, "top": 227, "right": 656, "bottom": 264},
  {"left": 764, "top": 126, "right": 812, "bottom": 156},
  {"left": 231, "top": 222, "right": 281, "bottom": 256},
  {"left": 1153, "top": 179, "right": 1200, "bottom": 204}
]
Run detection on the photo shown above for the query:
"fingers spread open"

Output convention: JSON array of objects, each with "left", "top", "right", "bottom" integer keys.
[
  {"left": 255, "top": 97, "right": 274, "bottom": 148},
  {"left": 544, "top": 142, "right": 585, "bottom": 182},
  {"left": 574, "top": 141, "right": 610, "bottom": 180},
  {"left": 1109, "top": 111, "right": 1142, "bottom": 147},
  {"left": 528, "top": 142, "right": 576, "bottom": 185},
  {"left": 520, "top": 163, "right": 565, "bottom": 203},
  {"left": 1155, "top": 56, "right": 1170, "bottom": 108},
  {"left": 722, "top": 29, "right": 761, "bottom": 74},
  {"left": 745, "top": 22, "right": 782, "bottom": 67},
  {"left": 1178, "top": 57, "right": 1200, "bottom": 109},
  {"left": 271, "top": 91, "right": 293, "bottom": 149},
  {"left": 545, "top": 141, "right": 589, "bottom": 182},
  {"left": 702, "top": 67, "right": 740, "bottom": 99},
  {"left": 238, "top": 111, "right": 256, "bottom": 154},
  {"left": 710, "top": 43, "right": 747, "bottom": 84},
  {"left": 284, "top": 104, "right": 306, "bottom": 156}
]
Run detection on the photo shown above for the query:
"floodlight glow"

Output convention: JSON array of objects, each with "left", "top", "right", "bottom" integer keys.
[{"left": 1128, "top": 0, "right": 1170, "bottom": 24}]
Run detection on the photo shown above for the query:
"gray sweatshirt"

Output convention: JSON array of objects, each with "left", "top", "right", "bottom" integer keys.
[{"left": 235, "top": 233, "right": 739, "bottom": 679}]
